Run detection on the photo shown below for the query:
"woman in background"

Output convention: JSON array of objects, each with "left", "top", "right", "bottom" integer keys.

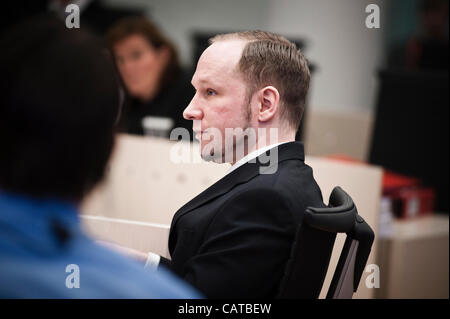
[{"left": 107, "top": 16, "right": 193, "bottom": 137}]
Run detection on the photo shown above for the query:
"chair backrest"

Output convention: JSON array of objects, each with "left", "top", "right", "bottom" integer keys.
[{"left": 277, "top": 186, "right": 375, "bottom": 299}]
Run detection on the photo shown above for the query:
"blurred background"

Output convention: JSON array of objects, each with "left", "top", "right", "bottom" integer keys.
[{"left": 2, "top": 0, "right": 448, "bottom": 298}]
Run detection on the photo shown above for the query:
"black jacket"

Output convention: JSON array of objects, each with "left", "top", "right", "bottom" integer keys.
[{"left": 160, "top": 142, "right": 326, "bottom": 298}]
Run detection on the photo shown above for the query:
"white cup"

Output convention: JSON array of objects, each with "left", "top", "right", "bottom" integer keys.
[{"left": 141, "top": 116, "right": 174, "bottom": 138}]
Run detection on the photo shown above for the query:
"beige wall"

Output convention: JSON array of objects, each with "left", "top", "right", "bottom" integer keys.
[{"left": 303, "top": 108, "right": 374, "bottom": 162}]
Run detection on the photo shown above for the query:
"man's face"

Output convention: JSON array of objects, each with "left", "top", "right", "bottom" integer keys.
[{"left": 183, "top": 40, "right": 253, "bottom": 163}]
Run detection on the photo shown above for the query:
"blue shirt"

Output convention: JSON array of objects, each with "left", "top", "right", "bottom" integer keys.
[{"left": 0, "top": 191, "right": 201, "bottom": 298}]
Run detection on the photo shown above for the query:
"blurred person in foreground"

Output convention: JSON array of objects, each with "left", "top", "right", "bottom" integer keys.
[
  {"left": 106, "top": 16, "right": 193, "bottom": 137},
  {"left": 0, "top": 14, "right": 200, "bottom": 298}
]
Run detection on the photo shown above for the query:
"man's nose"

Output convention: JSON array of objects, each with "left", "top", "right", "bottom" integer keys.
[{"left": 183, "top": 97, "right": 203, "bottom": 120}]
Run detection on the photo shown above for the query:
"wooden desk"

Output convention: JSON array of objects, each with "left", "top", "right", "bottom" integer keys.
[{"left": 376, "top": 214, "right": 449, "bottom": 299}]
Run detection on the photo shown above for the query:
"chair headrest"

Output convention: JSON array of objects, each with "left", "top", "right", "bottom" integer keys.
[{"left": 304, "top": 187, "right": 356, "bottom": 233}]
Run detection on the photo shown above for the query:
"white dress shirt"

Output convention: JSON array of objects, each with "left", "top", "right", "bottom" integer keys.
[
  {"left": 144, "top": 252, "right": 161, "bottom": 270},
  {"left": 227, "top": 142, "right": 287, "bottom": 175}
]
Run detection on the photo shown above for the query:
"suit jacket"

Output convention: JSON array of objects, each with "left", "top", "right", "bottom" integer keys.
[{"left": 160, "top": 142, "right": 326, "bottom": 298}]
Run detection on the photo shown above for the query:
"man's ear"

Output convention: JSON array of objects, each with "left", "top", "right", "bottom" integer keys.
[{"left": 257, "top": 86, "right": 280, "bottom": 123}]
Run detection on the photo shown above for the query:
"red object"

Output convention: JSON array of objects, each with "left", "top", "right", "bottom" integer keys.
[
  {"left": 382, "top": 171, "right": 434, "bottom": 219},
  {"left": 325, "top": 154, "right": 366, "bottom": 165},
  {"left": 389, "top": 187, "right": 435, "bottom": 219},
  {"left": 382, "top": 170, "right": 419, "bottom": 192},
  {"left": 324, "top": 154, "right": 435, "bottom": 219}
]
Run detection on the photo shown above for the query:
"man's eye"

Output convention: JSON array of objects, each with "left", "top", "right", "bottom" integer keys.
[{"left": 206, "top": 89, "right": 216, "bottom": 96}]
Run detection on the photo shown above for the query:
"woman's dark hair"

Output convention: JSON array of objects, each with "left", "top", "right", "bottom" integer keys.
[
  {"left": 0, "top": 13, "right": 120, "bottom": 202},
  {"left": 106, "top": 16, "right": 181, "bottom": 92}
]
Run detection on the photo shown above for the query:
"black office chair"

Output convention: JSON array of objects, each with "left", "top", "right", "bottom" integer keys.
[{"left": 277, "top": 186, "right": 375, "bottom": 299}]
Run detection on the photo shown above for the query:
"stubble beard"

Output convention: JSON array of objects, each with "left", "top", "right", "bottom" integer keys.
[{"left": 200, "top": 100, "right": 253, "bottom": 164}]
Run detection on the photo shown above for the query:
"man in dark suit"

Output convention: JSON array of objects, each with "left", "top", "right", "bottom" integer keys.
[
  {"left": 159, "top": 142, "right": 325, "bottom": 298},
  {"left": 117, "top": 31, "right": 326, "bottom": 298},
  {"left": 153, "top": 31, "right": 326, "bottom": 298}
]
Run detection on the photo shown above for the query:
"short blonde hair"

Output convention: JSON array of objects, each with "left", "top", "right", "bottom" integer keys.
[{"left": 209, "top": 31, "right": 310, "bottom": 130}]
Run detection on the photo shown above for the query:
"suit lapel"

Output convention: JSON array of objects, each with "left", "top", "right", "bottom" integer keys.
[{"left": 170, "top": 160, "right": 261, "bottom": 228}]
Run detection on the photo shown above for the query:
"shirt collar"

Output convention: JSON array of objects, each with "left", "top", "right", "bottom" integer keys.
[{"left": 227, "top": 141, "right": 288, "bottom": 175}]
